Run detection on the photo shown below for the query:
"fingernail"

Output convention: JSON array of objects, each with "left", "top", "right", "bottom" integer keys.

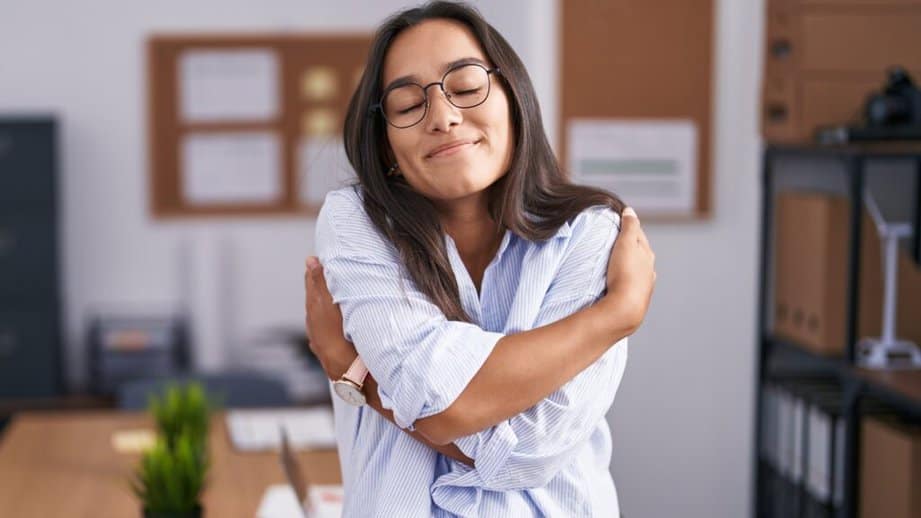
[
  {"left": 306, "top": 256, "right": 319, "bottom": 271},
  {"left": 623, "top": 207, "right": 637, "bottom": 219}
]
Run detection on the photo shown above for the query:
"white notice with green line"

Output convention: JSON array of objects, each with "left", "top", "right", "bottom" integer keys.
[{"left": 567, "top": 119, "right": 697, "bottom": 215}]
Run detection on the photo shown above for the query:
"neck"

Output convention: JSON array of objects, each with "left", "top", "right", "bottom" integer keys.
[
  {"left": 435, "top": 193, "right": 500, "bottom": 248},
  {"left": 433, "top": 192, "right": 504, "bottom": 289}
]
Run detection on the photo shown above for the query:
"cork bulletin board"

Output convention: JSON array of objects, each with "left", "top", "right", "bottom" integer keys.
[
  {"left": 147, "top": 34, "right": 371, "bottom": 218},
  {"left": 560, "top": 1, "right": 715, "bottom": 220}
]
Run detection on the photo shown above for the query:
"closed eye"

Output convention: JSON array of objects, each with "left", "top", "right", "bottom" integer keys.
[
  {"left": 398, "top": 103, "right": 425, "bottom": 115},
  {"left": 452, "top": 88, "right": 482, "bottom": 96}
]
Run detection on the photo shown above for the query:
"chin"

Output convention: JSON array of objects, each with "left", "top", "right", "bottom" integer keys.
[{"left": 430, "top": 172, "right": 500, "bottom": 201}]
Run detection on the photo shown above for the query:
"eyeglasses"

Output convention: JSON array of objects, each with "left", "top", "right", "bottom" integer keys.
[{"left": 371, "top": 63, "right": 501, "bottom": 129}]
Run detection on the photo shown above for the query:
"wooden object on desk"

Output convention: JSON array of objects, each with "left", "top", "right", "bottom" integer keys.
[
  {"left": 0, "top": 394, "right": 113, "bottom": 416},
  {"left": 560, "top": 0, "right": 714, "bottom": 220},
  {"left": 0, "top": 411, "right": 340, "bottom": 517},
  {"left": 148, "top": 33, "right": 371, "bottom": 219}
]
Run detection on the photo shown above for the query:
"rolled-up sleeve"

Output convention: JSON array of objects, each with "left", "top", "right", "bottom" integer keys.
[
  {"left": 315, "top": 188, "right": 504, "bottom": 430},
  {"left": 434, "top": 206, "right": 628, "bottom": 491}
]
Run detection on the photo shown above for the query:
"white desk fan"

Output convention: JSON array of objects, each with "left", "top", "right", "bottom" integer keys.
[{"left": 856, "top": 189, "right": 921, "bottom": 369}]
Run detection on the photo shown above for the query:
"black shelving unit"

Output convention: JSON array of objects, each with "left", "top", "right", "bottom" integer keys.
[
  {"left": 754, "top": 143, "right": 921, "bottom": 518},
  {"left": 0, "top": 116, "right": 64, "bottom": 432}
]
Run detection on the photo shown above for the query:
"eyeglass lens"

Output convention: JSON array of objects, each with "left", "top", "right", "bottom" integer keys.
[{"left": 382, "top": 64, "right": 491, "bottom": 128}]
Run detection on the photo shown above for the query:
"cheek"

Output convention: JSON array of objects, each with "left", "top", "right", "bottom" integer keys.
[
  {"left": 385, "top": 128, "right": 413, "bottom": 163},
  {"left": 484, "top": 95, "right": 513, "bottom": 166}
]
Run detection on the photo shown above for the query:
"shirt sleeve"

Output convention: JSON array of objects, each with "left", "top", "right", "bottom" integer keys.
[
  {"left": 433, "top": 206, "right": 629, "bottom": 491},
  {"left": 315, "top": 188, "right": 504, "bottom": 431}
]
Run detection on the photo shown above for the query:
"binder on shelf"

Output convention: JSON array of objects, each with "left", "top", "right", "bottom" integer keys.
[{"left": 760, "top": 378, "right": 845, "bottom": 517}]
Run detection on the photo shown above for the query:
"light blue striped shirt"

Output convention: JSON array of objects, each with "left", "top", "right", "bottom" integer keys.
[{"left": 316, "top": 186, "right": 628, "bottom": 517}]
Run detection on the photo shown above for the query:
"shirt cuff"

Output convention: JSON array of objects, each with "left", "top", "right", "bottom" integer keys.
[
  {"left": 454, "top": 421, "right": 519, "bottom": 485},
  {"left": 379, "top": 328, "right": 504, "bottom": 431}
]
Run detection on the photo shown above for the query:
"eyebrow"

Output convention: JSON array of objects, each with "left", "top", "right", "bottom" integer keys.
[{"left": 383, "top": 57, "right": 490, "bottom": 91}]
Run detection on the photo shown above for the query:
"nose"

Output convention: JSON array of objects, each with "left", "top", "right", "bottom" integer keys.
[{"left": 423, "top": 85, "right": 462, "bottom": 133}]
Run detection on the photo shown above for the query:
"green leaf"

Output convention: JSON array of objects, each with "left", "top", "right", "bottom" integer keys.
[{"left": 132, "top": 385, "right": 212, "bottom": 513}]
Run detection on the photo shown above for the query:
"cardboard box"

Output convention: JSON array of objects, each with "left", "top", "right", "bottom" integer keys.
[
  {"left": 774, "top": 192, "right": 850, "bottom": 354},
  {"left": 860, "top": 416, "right": 921, "bottom": 518},
  {"left": 761, "top": 2, "right": 921, "bottom": 142}
]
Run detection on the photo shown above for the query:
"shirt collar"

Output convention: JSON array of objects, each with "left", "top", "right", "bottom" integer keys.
[{"left": 551, "top": 220, "right": 573, "bottom": 239}]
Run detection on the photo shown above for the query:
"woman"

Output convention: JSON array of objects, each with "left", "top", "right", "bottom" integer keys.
[{"left": 304, "top": 2, "right": 655, "bottom": 516}]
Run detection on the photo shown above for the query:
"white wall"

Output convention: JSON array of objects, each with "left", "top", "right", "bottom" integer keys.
[
  {"left": 604, "top": 0, "right": 763, "bottom": 515},
  {"left": 0, "top": 0, "right": 762, "bottom": 516}
]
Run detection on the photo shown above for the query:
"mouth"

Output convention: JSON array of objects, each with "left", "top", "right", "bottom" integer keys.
[{"left": 425, "top": 139, "right": 482, "bottom": 159}]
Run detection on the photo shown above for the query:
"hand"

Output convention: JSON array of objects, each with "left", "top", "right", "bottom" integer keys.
[
  {"left": 605, "top": 207, "right": 656, "bottom": 333},
  {"left": 304, "top": 256, "right": 358, "bottom": 380}
]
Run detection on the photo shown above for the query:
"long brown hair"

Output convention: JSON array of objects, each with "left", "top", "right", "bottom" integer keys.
[{"left": 342, "top": 1, "right": 625, "bottom": 322}]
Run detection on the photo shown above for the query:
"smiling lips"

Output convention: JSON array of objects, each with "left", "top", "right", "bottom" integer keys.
[{"left": 426, "top": 139, "right": 481, "bottom": 159}]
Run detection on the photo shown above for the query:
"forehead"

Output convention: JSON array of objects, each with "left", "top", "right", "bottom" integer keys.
[{"left": 382, "top": 19, "right": 488, "bottom": 85}]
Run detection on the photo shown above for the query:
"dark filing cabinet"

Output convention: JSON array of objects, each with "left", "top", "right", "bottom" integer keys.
[{"left": 0, "top": 117, "right": 63, "bottom": 398}]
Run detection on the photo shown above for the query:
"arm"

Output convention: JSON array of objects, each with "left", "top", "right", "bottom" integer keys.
[
  {"left": 437, "top": 296, "right": 627, "bottom": 491},
  {"left": 415, "top": 292, "right": 630, "bottom": 444},
  {"left": 364, "top": 377, "right": 474, "bottom": 466},
  {"left": 311, "top": 207, "right": 637, "bottom": 488},
  {"left": 441, "top": 208, "right": 630, "bottom": 489},
  {"left": 304, "top": 278, "right": 473, "bottom": 466},
  {"left": 312, "top": 191, "right": 651, "bottom": 446}
]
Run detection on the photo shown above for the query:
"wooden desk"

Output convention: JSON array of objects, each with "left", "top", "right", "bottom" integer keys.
[{"left": 0, "top": 411, "right": 341, "bottom": 517}]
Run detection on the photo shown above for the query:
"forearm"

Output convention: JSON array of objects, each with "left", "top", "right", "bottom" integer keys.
[
  {"left": 324, "top": 292, "right": 636, "bottom": 446},
  {"left": 363, "top": 377, "right": 474, "bottom": 467},
  {"left": 415, "top": 292, "right": 636, "bottom": 444}
]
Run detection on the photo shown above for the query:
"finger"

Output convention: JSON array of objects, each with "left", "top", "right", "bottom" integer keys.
[
  {"left": 305, "top": 256, "right": 322, "bottom": 293},
  {"left": 304, "top": 264, "right": 314, "bottom": 303},
  {"left": 304, "top": 273, "right": 312, "bottom": 310},
  {"left": 304, "top": 257, "right": 315, "bottom": 286},
  {"left": 309, "top": 264, "right": 329, "bottom": 298},
  {"left": 620, "top": 207, "right": 639, "bottom": 236}
]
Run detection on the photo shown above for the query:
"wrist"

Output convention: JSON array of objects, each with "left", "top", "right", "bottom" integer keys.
[
  {"left": 597, "top": 292, "right": 639, "bottom": 341},
  {"left": 333, "top": 348, "right": 358, "bottom": 379},
  {"left": 327, "top": 344, "right": 359, "bottom": 380}
]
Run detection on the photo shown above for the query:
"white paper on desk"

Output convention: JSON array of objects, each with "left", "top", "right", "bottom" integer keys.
[
  {"left": 298, "top": 136, "right": 354, "bottom": 206},
  {"left": 226, "top": 407, "right": 336, "bottom": 452},
  {"left": 256, "top": 484, "right": 343, "bottom": 518},
  {"left": 181, "top": 131, "right": 281, "bottom": 204},
  {"left": 179, "top": 48, "right": 279, "bottom": 122},
  {"left": 568, "top": 119, "right": 697, "bottom": 214}
]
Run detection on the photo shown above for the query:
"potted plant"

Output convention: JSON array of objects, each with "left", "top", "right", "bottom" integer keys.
[
  {"left": 132, "top": 430, "right": 209, "bottom": 518},
  {"left": 148, "top": 382, "right": 212, "bottom": 448},
  {"left": 130, "top": 382, "right": 214, "bottom": 517}
]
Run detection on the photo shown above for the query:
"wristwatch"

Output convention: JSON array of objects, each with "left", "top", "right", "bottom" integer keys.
[{"left": 332, "top": 356, "right": 369, "bottom": 406}]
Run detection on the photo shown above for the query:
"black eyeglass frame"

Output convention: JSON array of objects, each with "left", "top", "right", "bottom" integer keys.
[{"left": 369, "top": 63, "right": 502, "bottom": 129}]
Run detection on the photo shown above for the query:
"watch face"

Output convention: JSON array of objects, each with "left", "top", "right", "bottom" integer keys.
[{"left": 334, "top": 380, "right": 366, "bottom": 406}]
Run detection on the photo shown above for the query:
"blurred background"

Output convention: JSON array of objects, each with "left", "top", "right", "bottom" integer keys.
[{"left": 1, "top": 1, "right": 920, "bottom": 517}]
